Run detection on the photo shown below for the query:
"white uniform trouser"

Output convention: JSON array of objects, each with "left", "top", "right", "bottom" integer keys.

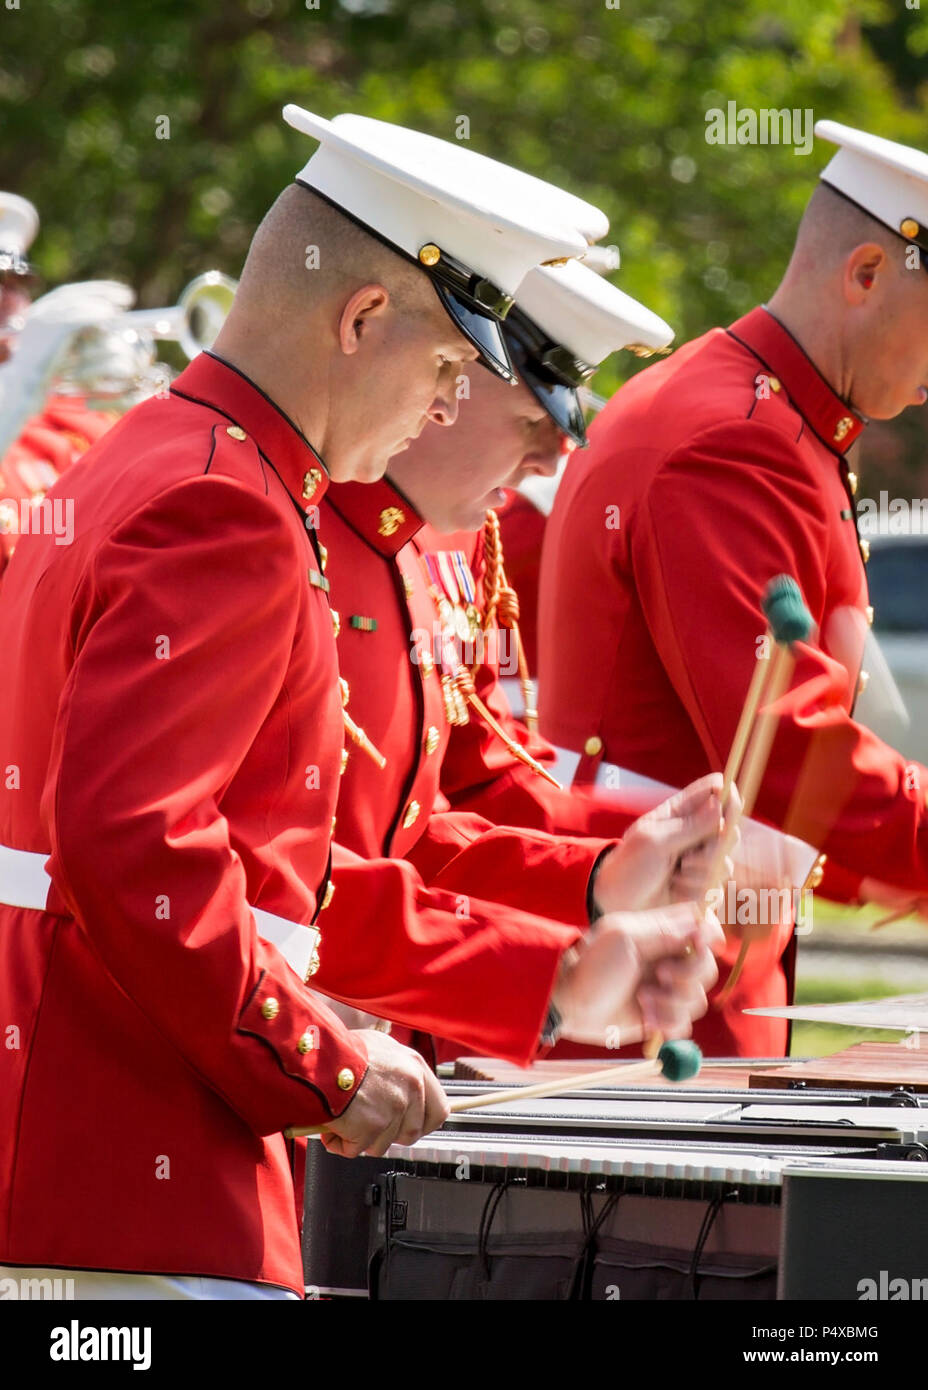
[{"left": 0, "top": 1265, "right": 300, "bottom": 1300}]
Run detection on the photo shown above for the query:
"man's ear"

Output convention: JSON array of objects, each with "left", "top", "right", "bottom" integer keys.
[
  {"left": 844, "top": 243, "right": 888, "bottom": 303},
  {"left": 337, "top": 283, "right": 390, "bottom": 356}
]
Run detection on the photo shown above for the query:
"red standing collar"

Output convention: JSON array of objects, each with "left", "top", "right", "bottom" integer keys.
[
  {"left": 324, "top": 476, "right": 425, "bottom": 556},
  {"left": 727, "top": 306, "right": 866, "bottom": 456},
  {"left": 171, "top": 350, "right": 331, "bottom": 512}
]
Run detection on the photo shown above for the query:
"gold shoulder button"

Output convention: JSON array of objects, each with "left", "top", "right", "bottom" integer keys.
[
  {"left": 584, "top": 735, "right": 603, "bottom": 757},
  {"left": 302, "top": 467, "right": 323, "bottom": 501}
]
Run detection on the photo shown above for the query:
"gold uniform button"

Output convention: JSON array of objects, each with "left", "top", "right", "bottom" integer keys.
[
  {"left": 901, "top": 217, "right": 920, "bottom": 240},
  {"left": 297, "top": 1029, "right": 316, "bottom": 1054},
  {"left": 339, "top": 747, "right": 349, "bottom": 775},
  {"left": 339, "top": 676, "right": 350, "bottom": 706},
  {"left": 302, "top": 467, "right": 323, "bottom": 501},
  {"left": 420, "top": 653, "right": 435, "bottom": 679},
  {"left": 860, "top": 538, "right": 870, "bottom": 564},
  {"left": 847, "top": 470, "right": 858, "bottom": 496},
  {"left": 865, "top": 605, "right": 874, "bottom": 627},
  {"left": 306, "top": 945, "right": 321, "bottom": 980},
  {"left": 425, "top": 726, "right": 440, "bottom": 755},
  {"left": 330, "top": 814, "right": 337, "bottom": 835},
  {"left": 402, "top": 575, "right": 415, "bottom": 598},
  {"left": 403, "top": 799, "right": 421, "bottom": 830},
  {"left": 418, "top": 244, "right": 441, "bottom": 267},
  {"left": 768, "top": 376, "right": 781, "bottom": 393},
  {"left": 378, "top": 506, "right": 405, "bottom": 537},
  {"left": 337, "top": 1067, "right": 356, "bottom": 1091},
  {"left": 319, "top": 542, "right": 328, "bottom": 572},
  {"left": 834, "top": 416, "right": 855, "bottom": 443},
  {"left": 331, "top": 609, "right": 341, "bottom": 638},
  {"left": 226, "top": 425, "right": 247, "bottom": 441},
  {"left": 584, "top": 735, "right": 603, "bottom": 757},
  {"left": 321, "top": 880, "right": 335, "bottom": 911},
  {"left": 807, "top": 858, "right": 826, "bottom": 890},
  {"left": 260, "top": 997, "right": 280, "bottom": 1021},
  {"left": 857, "top": 669, "right": 870, "bottom": 697}
]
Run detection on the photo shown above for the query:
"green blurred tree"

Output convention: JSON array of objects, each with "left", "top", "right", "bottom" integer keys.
[{"left": 1, "top": 0, "right": 925, "bottom": 473}]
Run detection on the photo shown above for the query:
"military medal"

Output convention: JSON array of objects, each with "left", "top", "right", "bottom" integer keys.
[
  {"left": 451, "top": 550, "right": 481, "bottom": 643},
  {"left": 420, "top": 555, "right": 469, "bottom": 725},
  {"left": 431, "top": 550, "right": 469, "bottom": 642}
]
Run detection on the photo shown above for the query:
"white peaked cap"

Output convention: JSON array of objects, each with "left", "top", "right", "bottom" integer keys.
[
  {"left": 0, "top": 193, "right": 39, "bottom": 274},
  {"left": 816, "top": 120, "right": 928, "bottom": 252},
  {"left": 516, "top": 258, "right": 674, "bottom": 368},
  {"left": 283, "top": 106, "right": 605, "bottom": 300}
]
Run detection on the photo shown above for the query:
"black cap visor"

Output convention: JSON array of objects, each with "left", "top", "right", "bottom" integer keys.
[
  {"left": 433, "top": 282, "right": 516, "bottom": 383},
  {"left": 505, "top": 332, "right": 588, "bottom": 445}
]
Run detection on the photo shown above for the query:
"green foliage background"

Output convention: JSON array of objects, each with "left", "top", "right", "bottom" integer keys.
[{"left": 1, "top": 0, "right": 926, "bottom": 448}]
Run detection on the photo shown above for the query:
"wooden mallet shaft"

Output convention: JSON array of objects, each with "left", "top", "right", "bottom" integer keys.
[
  {"left": 712, "top": 576, "right": 813, "bottom": 1003},
  {"left": 721, "top": 641, "right": 772, "bottom": 805},
  {"left": 283, "top": 1042, "right": 702, "bottom": 1135},
  {"left": 447, "top": 1057, "right": 665, "bottom": 1112}
]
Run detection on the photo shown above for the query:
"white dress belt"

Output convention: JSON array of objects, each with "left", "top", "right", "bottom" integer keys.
[{"left": 0, "top": 842, "right": 319, "bottom": 982}]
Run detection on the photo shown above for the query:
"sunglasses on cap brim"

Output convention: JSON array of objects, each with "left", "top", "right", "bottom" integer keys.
[
  {"left": 431, "top": 282, "right": 517, "bottom": 384},
  {"left": 503, "top": 329, "right": 590, "bottom": 447}
]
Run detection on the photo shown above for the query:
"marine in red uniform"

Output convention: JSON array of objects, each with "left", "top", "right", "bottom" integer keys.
[
  {"left": 0, "top": 110, "right": 721, "bottom": 1299},
  {"left": 322, "top": 260, "right": 736, "bottom": 1059},
  {"left": 539, "top": 121, "right": 928, "bottom": 1057}
]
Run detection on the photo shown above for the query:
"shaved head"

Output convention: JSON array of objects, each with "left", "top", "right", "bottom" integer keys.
[
  {"left": 232, "top": 183, "right": 433, "bottom": 324},
  {"left": 211, "top": 181, "right": 479, "bottom": 483},
  {"left": 787, "top": 182, "right": 907, "bottom": 281},
  {"left": 766, "top": 176, "right": 928, "bottom": 421}
]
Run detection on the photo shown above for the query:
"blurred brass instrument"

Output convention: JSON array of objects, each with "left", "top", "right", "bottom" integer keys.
[
  {"left": 51, "top": 270, "right": 237, "bottom": 402},
  {"left": 113, "top": 270, "right": 237, "bottom": 365},
  {"left": 0, "top": 271, "right": 237, "bottom": 456}
]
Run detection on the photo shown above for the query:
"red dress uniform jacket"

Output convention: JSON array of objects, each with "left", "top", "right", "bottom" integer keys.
[
  {"left": 322, "top": 477, "right": 638, "bottom": 862},
  {"left": 0, "top": 395, "right": 116, "bottom": 578},
  {"left": 0, "top": 353, "right": 582, "bottom": 1293},
  {"left": 538, "top": 305, "right": 928, "bottom": 1056},
  {"left": 320, "top": 480, "right": 653, "bottom": 1059}
]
